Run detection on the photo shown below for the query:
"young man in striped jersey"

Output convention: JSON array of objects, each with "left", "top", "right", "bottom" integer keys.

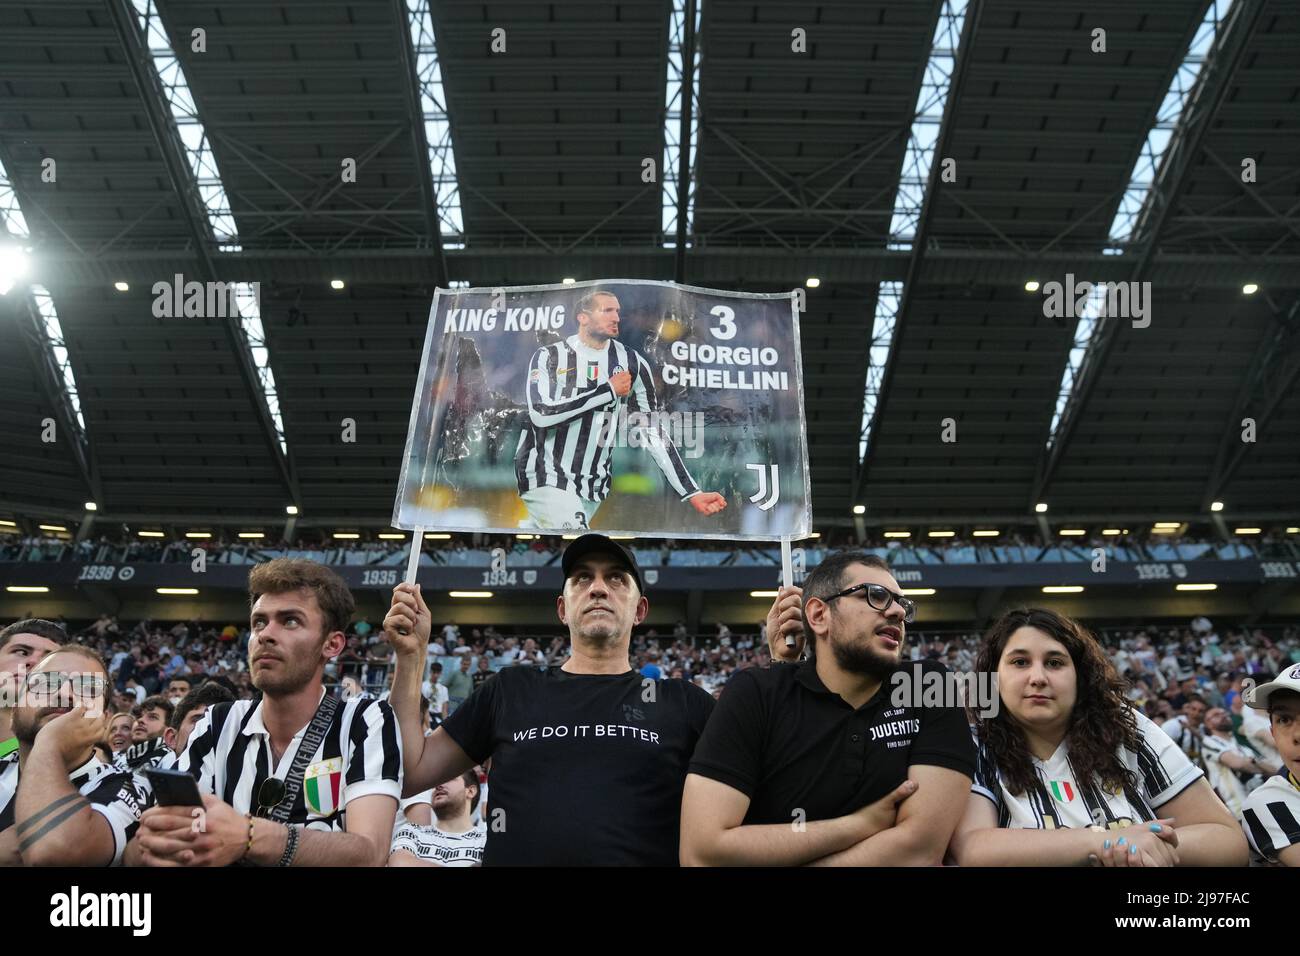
[
  {"left": 129, "top": 559, "right": 402, "bottom": 867},
  {"left": 1241, "top": 666, "right": 1300, "bottom": 865},
  {"left": 515, "top": 289, "right": 727, "bottom": 529},
  {"left": 0, "top": 644, "right": 145, "bottom": 866}
]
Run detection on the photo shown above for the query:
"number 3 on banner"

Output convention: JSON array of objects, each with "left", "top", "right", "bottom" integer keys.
[{"left": 709, "top": 305, "right": 736, "bottom": 340}]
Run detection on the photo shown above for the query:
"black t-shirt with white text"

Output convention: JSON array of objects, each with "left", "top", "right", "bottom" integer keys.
[
  {"left": 442, "top": 665, "right": 715, "bottom": 866},
  {"left": 688, "top": 658, "right": 974, "bottom": 824}
]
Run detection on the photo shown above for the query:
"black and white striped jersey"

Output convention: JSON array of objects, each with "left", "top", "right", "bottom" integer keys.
[
  {"left": 174, "top": 691, "right": 402, "bottom": 830},
  {"left": 1241, "top": 770, "right": 1300, "bottom": 863},
  {"left": 0, "top": 751, "right": 146, "bottom": 865},
  {"left": 972, "top": 710, "right": 1203, "bottom": 829},
  {"left": 514, "top": 334, "right": 700, "bottom": 502}
]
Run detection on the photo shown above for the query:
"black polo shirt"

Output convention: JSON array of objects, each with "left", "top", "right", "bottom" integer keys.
[{"left": 688, "top": 658, "right": 974, "bottom": 824}]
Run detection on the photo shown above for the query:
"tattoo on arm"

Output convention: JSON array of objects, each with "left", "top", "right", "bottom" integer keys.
[
  {"left": 17, "top": 796, "right": 91, "bottom": 854},
  {"left": 14, "top": 791, "right": 83, "bottom": 836}
]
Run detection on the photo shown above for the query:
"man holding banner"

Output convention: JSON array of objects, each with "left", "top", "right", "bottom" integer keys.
[
  {"left": 384, "top": 534, "right": 717, "bottom": 865},
  {"left": 515, "top": 289, "right": 727, "bottom": 530}
]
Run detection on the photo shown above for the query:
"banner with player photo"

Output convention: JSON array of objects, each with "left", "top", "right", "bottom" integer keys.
[{"left": 393, "top": 279, "right": 812, "bottom": 540}]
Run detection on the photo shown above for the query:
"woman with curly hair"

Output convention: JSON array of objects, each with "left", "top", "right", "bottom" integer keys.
[{"left": 946, "top": 607, "right": 1247, "bottom": 866}]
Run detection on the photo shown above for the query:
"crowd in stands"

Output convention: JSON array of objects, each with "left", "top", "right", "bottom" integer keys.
[
  {"left": 4, "top": 528, "right": 1299, "bottom": 567},
  {"left": 37, "top": 608, "right": 1300, "bottom": 733}
]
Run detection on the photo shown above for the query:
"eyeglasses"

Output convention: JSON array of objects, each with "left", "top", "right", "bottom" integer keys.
[
  {"left": 824, "top": 583, "right": 917, "bottom": 623},
  {"left": 24, "top": 671, "right": 108, "bottom": 703},
  {"left": 256, "top": 777, "right": 286, "bottom": 818}
]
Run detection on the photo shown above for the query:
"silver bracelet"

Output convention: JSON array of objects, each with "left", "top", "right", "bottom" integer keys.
[{"left": 277, "top": 823, "right": 301, "bottom": 867}]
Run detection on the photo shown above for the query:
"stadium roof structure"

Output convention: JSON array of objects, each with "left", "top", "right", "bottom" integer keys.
[{"left": 0, "top": 0, "right": 1296, "bottom": 530}]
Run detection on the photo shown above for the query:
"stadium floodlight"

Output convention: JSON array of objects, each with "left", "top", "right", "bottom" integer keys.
[
  {"left": 332, "top": 532, "right": 360, "bottom": 540},
  {"left": 6, "top": 586, "right": 50, "bottom": 594},
  {"left": 137, "top": 531, "right": 165, "bottom": 538},
  {"left": 185, "top": 532, "right": 210, "bottom": 539},
  {"left": 157, "top": 588, "right": 199, "bottom": 596},
  {"left": 449, "top": 591, "right": 493, "bottom": 599},
  {"left": 750, "top": 590, "right": 780, "bottom": 599},
  {"left": 1286, "top": 527, "right": 1299, "bottom": 534},
  {"left": 972, "top": 530, "right": 1000, "bottom": 537},
  {"left": 114, "top": 281, "right": 129, "bottom": 292},
  {"left": 285, "top": 505, "right": 299, "bottom": 515},
  {"left": 1058, "top": 529, "right": 1087, "bottom": 536},
  {"left": 84, "top": 502, "right": 97, "bottom": 511},
  {"left": 883, "top": 531, "right": 912, "bottom": 539},
  {"left": 562, "top": 278, "right": 576, "bottom": 285},
  {"left": 1175, "top": 583, "right": 1218, "bottom": 591},
  {"left": 1024, "top": 280, "right": 1040, "bottom": 292},
  {"left": 0, "top": 520, "right": 17, "bottom": 527},
  {"left": 38, "top": 524, "right": 67, "bottom": 533},
  {"left": 1154, "top": 522, "right": 1182, "bottom": 529},
  {"left": 1042, "top": 586, "right": 1084, "bottom": 594},
  {"left": 238, "top": 532, "right": 264, "bottom": 539},
  {"left": 1242, "top": 283, "right": 1258, "bottom": 295},
  {"left": 1034, "top": 503, "right": 1048, "bottom": 513},
  {"left": 852, "top": 505, "right": 866, "bottom": 515},
  {"left": 1102, "top": 528, "right": 1123, "bottom": 535},
  {"left": 1234, "top": 527, "right": 1261, "bottom": 535},
  {"left": 330, "top": 279, "right": 345, "bottom": 290},
  {"left": 901, "top": 588, "right": 936, "bottom": 596},
  {"left": 805, "top": 277, "right": 821, "bottom": 289},
  {"left": 426, "top": 532, "right": 452, "bottom": 540},
  {"left": 928, "top": 530, "right": 955, "bottom": 538},
  {"left": 1210, "top": 501, "right": 1224, "bottom": 512},
  {"left": 378, "top": 532, "right": 406, "bottom": 540}
]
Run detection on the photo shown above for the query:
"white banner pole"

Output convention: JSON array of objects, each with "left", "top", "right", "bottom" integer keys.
[
  {"left": 780, "top": 538, "right": 795, "bottom": 647},
  {"left": 405, "top": 526, "right": 425, "bottom": 585}
]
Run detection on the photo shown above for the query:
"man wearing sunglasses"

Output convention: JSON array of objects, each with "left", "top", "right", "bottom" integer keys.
[
  {"left": 680, "top": 550, "right": 974, "bottom": 865},
  {"left": 1, "top": 645, "right": 146, "bottom": 866},
  {"left": 128, "top": 558, "right": 401, "bottom": 867}
]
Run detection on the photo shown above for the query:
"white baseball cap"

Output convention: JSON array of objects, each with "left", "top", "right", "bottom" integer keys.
[{"left": 1244, "top": 663, "right": 1300, "bottom": 710}]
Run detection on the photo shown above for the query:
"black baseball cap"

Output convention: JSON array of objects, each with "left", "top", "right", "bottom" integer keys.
[{"left": 561, "top": 534, "right": 644, "bottom": 593}]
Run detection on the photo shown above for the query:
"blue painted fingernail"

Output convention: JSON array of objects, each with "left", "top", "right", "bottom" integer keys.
[
  {"left": 1103, "top": 840, "right": 1111, "bottom": 849},
  {"left": 1116, "top": 837, "right": 1126, "bottom": 846},
  {"left": 1130, "top": 844, "right": 1138, "bottom": 855},
  {"left": 1150, "top": 823, "right": 1163, "bottom": 832}
]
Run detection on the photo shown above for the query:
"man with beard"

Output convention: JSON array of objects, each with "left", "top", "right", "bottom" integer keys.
[
  {"left": 0, "top": 619, "right": 68, "bottom": 759},
  {"left": 679, "top": 551, "right": 974, "bottom": 865},
  {"left": 0, "top": 645, "right": 146, "bottom": 866},
  {"left": 384, "top": 533, "right": 715, "bottom": 865},
  {"left": 118, "top": 694, "right": 175, "bottom": 772},
  {"left": 127, "top": 558, "right": 401, "bottom": 867},
  {"left": 388, "top": 770, "right": 486, "bottom": 866}
]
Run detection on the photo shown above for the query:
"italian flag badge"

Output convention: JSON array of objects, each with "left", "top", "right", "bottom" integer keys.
[
  {"left": 1049, "top": 780, "right": 1075, "bottom": 803},
  {"left": 304, "top": 757, "right": 343, "bottom": 816}
]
